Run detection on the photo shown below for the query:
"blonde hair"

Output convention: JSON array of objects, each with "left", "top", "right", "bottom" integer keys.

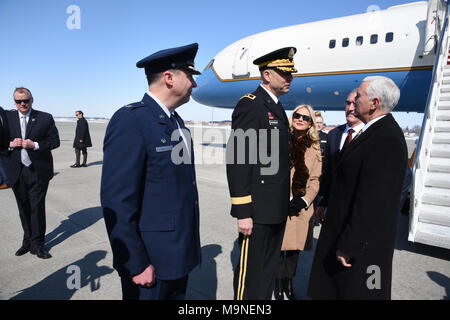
[{"left": 289, "top": 104, "right": 321, "bottom": 155}]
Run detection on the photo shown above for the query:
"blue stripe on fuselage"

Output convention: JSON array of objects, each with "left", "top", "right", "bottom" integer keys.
[{"left": 192, "top": 67, "right": 432, "bottom": 112}]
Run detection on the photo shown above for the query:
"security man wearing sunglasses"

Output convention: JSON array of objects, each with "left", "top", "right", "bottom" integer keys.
[
  {"left": 226, "top": 47, "right": 297, "bottom": 300},
  {"left": 3, "top": 87, "right": 60, "bottom": 259}
]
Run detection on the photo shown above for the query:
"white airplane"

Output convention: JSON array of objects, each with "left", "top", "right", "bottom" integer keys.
[{"left": 192, "top": 1, "right": 444, "bottom": 112}]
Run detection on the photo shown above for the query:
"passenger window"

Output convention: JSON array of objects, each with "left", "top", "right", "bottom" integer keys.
[
  {"left": 329, "top": 40, "right": 336, "bottom": 49},
  {"left": 386, "top": 32, "right": 394, "bottom": 42},
  {"left": 356, "top": 36, "right": 363, "bottom": 46},
  {"left": 370, "top": 34, "right": 378, "bottom": 44},
  {"left": 342, "top": 38, "right": 349, "bottom": 47}
]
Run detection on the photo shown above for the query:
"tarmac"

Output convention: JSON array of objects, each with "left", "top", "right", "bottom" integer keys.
[{"left": 0, "top": 121, "right": 449, "bottom": 300}]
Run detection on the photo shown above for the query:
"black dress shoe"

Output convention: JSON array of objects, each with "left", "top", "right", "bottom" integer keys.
[
  {"left": 283, "top": 278, "right": 297, "bottom": 300},
  {"left": 31, "top": 247, "right": 52, "bottom": 259},
  {"left": 81, "top": 163, "right": 87, "bottom": 167},
  {"left": 15, "top": 245, "right": 30, "bottom": 256},
  {"left": 70, "top": 164, "right": 81, "bottom": 168},
  {"left": 274, "top": 278, "right": 284, "bottom": 300}
]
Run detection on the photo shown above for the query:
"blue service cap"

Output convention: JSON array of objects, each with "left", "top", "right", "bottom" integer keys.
[{"left": 136, "top": 43, "right": 201, "bottom": 76}]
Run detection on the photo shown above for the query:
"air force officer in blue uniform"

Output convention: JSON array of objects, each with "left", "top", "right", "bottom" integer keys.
[{"left": 101, "top": 43, "right": 201, "bottom": 300}]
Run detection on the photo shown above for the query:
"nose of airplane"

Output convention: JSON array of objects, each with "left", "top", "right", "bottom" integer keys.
[
  {"left": 192, "top": 60, "right": 258, "bottom": 109},
  {"left": 192, "top": 60, "right": 217, "bottom": 107}
]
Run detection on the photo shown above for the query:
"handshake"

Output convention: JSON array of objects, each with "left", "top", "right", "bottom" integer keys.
[{"left": 289, "top": 194, "right": 307, "bottom": 217}]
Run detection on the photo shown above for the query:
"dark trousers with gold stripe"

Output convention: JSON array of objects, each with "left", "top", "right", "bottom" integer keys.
[{"left": 234, "top": 222, "right": 286, "bottom": 300}]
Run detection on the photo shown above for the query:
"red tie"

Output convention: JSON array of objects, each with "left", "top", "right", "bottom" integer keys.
[{"left": 342, "top": 128, "right": 355, "bottom": 149}]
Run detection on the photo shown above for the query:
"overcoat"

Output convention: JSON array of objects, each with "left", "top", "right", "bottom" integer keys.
[
  {"left": 226, "top": 86, "right": 290, "bottom": 224},
  {"left": 281, "top": 145, "right": 321, "bottom": 251},
  {"left": 73, "top": 117, "right": 92, "bottom": 149},
  {"left": 100, "top": 93, "right": 201, "bottom": 281},
  {"left": 307, "top": 114, "right": 407, "bottom": 299},
  {"left": 318, "top": 124, "right": 345, "bottom": 207}
]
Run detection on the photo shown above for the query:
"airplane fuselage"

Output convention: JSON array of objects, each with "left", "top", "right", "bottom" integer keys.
[{"left": 193, "top": 1, "right": 435, "bottom": 112}]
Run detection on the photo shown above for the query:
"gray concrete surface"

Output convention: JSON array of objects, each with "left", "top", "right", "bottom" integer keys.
[{"left": 0, "top": 121, "right": 448, "bottom": 300}]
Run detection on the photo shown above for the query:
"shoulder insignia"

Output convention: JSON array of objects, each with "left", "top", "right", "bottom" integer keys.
[
  {"left": 240, "top": 93, "right": 256, "bottom": 101},
  {"left": 125, "top": 101, "right": 145, "bottom": 109}
]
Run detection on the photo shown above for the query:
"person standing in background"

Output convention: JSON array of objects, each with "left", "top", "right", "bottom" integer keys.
[
  {"left": 275, "top": 105, "right": 322, "bottom": 300},
  {"left": 71, "top": 110, "right": 92, "bottom": 168},
  {"left": 315, "top": 90, "right": 364, "bottom": 223}
]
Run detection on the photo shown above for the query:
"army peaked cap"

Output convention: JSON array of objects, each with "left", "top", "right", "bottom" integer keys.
[{"left": 253, "top": 47, "right": 297, "bottom": 73}]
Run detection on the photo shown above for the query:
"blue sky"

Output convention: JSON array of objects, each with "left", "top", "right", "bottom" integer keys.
[{"left": 0, "top": 0, "right": 426, "bottom": 128}]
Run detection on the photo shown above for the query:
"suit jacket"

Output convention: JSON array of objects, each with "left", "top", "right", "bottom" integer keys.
[
  {"left": 308, "top": 114, "right": 407, "bottom": 300},
  {"left": 318, "top": 130, "right": 328, "bottom": 161},
  {"left": 281, "top": 144, "right": 322, "bottom": 251},
  {"left": 318, "top": 124, "right": 345, "bottom": 207},
  {"left": 226, "top": 86, "right": 290, "bottom": 224},
  {"left": 73, "top": 117, "right": 92, "bottom": 149},
  {"left": 0, "top": 107, "right": 8, "bottom": 152},
  {"left": 101, "top": 93, "right": 201, "bottom": 280},
  {"left": 3, "top": 109, "right": 60, "bottom": 184}
]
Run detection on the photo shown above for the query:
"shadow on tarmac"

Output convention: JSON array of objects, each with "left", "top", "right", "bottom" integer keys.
[
  {"left": 187, "top": 244, "right": 222, "bottom": 299},
  {"left": 10, "top": 250, "right": 113, "bottom": 300},
  {"left": 427, "top": 271, "right": 450, "bottom": 300},
  {"left": 86, "top": 161, "right": 103, "bottom": 167},
  {"left": 395, "top": 213, "right": 450, "bottom": 261},
  {"left": 45, "top": 206, "right": 103, "bottom": 251}
]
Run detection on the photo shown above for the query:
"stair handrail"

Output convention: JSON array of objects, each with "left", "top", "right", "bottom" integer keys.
[
  {"left": 410, "top": 0, "right": 449, "bottom": 241},
  {"left": 414, "top": 1, "right": 449, "bottom": 170}
]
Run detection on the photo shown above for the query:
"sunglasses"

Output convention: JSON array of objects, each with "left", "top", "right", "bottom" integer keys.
[
  {"left": 293, "top": 113, "right": 311, "bottom": 122},
  {"left": 15, "top": 99, "right": 31, "bottom": 104}
]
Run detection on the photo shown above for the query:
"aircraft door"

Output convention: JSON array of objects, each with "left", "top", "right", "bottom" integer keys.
[{"left": 232, "top": 37, "right": 254, "bottom": 78}]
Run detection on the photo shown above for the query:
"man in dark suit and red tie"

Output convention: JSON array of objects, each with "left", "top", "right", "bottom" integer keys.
[
  {"left": 315, "top": 89, "right": 364, "bottom": 223},
  {"left": 308, "top": 76, "right": 408, "bottom": 299},
  {"left": 3, "top": 87, "right": 60, "bottom": 259}
]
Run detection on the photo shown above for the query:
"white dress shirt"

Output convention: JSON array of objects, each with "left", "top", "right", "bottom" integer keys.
[
  {"left": 362, "top": 114, "right": 387, "bottom": 133},
  {"left": 339, "top": 122, "right": 365, "bottom": 151},
  {"left": 19, "top": 109, "right": 39, "bottom": 150},
  {"left": 260, "top": 84, "right": 278, "bottom": 104},
  {"left": 147, "top": 91, "right": 190, "bottom": 157}
]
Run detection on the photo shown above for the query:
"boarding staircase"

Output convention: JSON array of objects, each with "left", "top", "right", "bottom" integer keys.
[{"left": 409, "top": 0, "right": 450, "bottom": 249}]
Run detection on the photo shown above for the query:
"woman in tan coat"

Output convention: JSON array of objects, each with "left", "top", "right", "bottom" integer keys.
[{"left": 274, "top": 104, "right": 322, "bottom": 300}]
